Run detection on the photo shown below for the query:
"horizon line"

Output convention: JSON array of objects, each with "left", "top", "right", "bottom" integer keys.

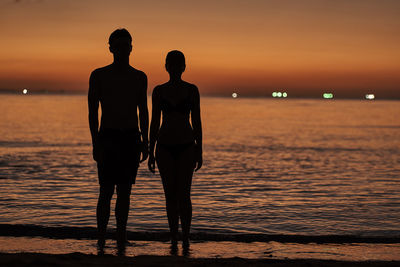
[{"left": 1, "top": 89, "right": 399, "bottom": 100}]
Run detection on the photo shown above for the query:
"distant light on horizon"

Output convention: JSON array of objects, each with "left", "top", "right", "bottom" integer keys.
[
  {"left": 365, "top": 94, "right": 375, "bottom": 100},
  {"left": 323, "top": 93, "right": 334, "bottom": 99},
  {"left": 232, "top": 92, "right": 238, "bottom": 98},
  {"left": 272, "top": 91, "right": 287, "bottom": 98},
  {"left": 22, "top": 89, "right": 28, "bottom": 95}
]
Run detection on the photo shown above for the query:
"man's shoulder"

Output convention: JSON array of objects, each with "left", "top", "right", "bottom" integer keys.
[
  {"left": 128, "top": 66, "right": 147, "bottom": 80},
  {"left": 90, "top": 65, "right": 112, "bottom": 77}
]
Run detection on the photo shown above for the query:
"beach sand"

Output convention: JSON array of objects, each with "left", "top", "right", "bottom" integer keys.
[
  {"left": 1, "top": 236, "right": 400, "bottom": 261},
  {"left": 1, "top": 252, "right": 400, "bottom": 266},
  {"left": 1, "top": 236, "right": 400, "bottom": 266}
]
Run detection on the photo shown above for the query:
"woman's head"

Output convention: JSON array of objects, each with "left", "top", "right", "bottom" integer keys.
[{"left": 165, "top": 50, "right": 186, "bottom": 76}]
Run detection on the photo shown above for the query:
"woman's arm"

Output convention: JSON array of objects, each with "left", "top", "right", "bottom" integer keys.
[
  {"left": 191, "top": 85, "right": 203, "bottom": 171},
  {"left": 148, "top": 86, "right": 161, "bottom": 173}
]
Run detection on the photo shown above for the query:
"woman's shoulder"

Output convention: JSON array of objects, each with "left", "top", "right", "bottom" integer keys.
[
  {"left": 155, "top": 82, "right": 170, "bottom": 90},
  {"left": 153, "top": 80, "right": 199, "bottom": 97},
  {"left": 153, "top": 82, "right": 168, "bottom": 93},
  {"left": 152, "top": 82, "right": 168, "bottom": 99},
  {"left": 180, "top": 81, "right": 199, "bottom": 98},
  {"left": 181, "top": 80, "right": 197, "bottom": 89}
]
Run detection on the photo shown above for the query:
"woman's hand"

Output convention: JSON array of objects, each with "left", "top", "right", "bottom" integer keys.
[{"left": 148, "top": 153, "right": 156, "bottom": 173}]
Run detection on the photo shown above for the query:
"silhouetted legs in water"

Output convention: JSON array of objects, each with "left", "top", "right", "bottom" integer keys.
[
  {"left": 156, "top": 143, "right": 195, "bottom": 253},
  {"left": 96, "top": 182, "right": 132, "bottom": 254}
]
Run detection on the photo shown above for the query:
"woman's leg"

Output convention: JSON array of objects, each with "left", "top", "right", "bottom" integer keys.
[
  {"left": 156, "top": 145, "right": 179, "bottom": 241},
  {"left": 176, "top": 144, "right": 196, "bottom": 245}
]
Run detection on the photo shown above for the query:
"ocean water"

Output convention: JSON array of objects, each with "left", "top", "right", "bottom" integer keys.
[{"left": 0, "top": 94, "right": 399, "bottom": 239}]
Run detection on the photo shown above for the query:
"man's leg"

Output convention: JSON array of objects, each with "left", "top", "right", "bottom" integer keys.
[
  {"left": 115, "top": 137, "right": 140, "bottom": 251},
  {"left": 115, "top": 182, "right": 133, "bottom": 247},
  {"left": 97, "top": 183, "right": 115, "bottom": 247}
]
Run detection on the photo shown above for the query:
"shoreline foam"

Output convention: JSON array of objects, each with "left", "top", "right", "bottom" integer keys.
[{"left": 1, "top": 224, "right": 399, "bottom": 244}]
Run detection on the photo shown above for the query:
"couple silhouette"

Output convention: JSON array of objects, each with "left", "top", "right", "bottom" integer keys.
[{"left": 88, "top": 28, "right": 203, "bottom": 255}]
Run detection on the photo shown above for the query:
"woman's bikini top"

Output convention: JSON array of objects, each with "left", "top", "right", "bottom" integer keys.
[
  {"left": 156, "top": 85, "right": 196, "bottom": 144},
  {"left": 160, "top": 89, "right": 192, "bottom": 116}
]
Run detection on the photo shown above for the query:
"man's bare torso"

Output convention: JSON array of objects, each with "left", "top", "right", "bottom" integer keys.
[{"left": 93, "top": 64, "right": 146, "bottom": 129}]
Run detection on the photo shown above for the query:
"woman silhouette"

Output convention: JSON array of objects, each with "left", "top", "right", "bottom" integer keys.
[{"left": 148, "top": 50, "right": 202, "bottom": 251}]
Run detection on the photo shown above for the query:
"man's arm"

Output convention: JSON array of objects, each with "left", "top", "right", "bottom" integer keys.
[
  {"left": 138, "top": 72, "right": 149, "bottom": 162},
  {"left": 88, "top": 70, "right": 100, "bottom": 161},
  {"left": 191, "top": 85, "right": 203, "bottom": 171}
]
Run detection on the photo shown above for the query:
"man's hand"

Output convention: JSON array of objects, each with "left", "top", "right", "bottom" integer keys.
[
  {"left": 195, "top": 145, "right": 202, "bottom": 172},
  {"left": 148, "top": 154, "right": 156, "bottom": 173}
]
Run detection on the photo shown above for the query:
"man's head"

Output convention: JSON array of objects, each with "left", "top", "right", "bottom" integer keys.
[{"left": 108, "top": 28, "right": 132, "bottom": 58}]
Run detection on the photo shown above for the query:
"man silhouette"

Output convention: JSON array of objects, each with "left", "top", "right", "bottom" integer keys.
[{"left": 88, "top": 28, "right": 148, "bottom": 253}]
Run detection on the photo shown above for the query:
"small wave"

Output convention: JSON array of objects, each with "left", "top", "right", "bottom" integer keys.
[
  {"left": 210, "top": 143, "right": 374, "bottom": 153},
  {"left": 330, "top": 125, "right": 400, "bottom": 129},
  {"left": 0, "top": 141, "right": 90, "bottom": 148},
  {"left": 0, "top": 224, "right": 399, "bottom": 244}
]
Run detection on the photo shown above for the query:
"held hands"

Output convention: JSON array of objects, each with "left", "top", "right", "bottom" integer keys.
[
  {"left": 140, "top": 142, "right": 149, "bottom": 163},
  {"left": 148, "top": 153, "right": 156, "bottom": 173},
  {"left": 92, "top": 141, "right": 104, "bottom": 163}
]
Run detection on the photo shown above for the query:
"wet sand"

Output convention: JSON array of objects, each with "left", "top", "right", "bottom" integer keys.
[
  {"left": 1, "top": 252, "right": 400, "bottom": 266},
  {"left": 0, "top": 236, "right": 400, "bottom": 267}
]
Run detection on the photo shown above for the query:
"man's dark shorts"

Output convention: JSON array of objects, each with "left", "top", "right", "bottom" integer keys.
[{"left": 97, "top": 128, "right": 141, "bottom": 186}]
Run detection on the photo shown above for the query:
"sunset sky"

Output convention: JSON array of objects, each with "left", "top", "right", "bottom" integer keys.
[{"left": 0, "top": 0, "right": 399, "bottom": 98}]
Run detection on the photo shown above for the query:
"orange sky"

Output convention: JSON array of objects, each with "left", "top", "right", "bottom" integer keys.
[{"left": 0, "top": 0, "right": 399, "bottom": 98}]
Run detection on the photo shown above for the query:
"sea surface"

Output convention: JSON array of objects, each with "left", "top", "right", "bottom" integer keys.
[{"left": 0, "top": 94, "right": 399, "bottom": 240}]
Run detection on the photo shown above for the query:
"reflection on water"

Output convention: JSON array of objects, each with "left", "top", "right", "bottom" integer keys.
[
  {"left": 0, "top": 95, "right": 399, "bottom": 237},
  {"left": 0, "top": 237, "right": 399, "bottom": 261}
]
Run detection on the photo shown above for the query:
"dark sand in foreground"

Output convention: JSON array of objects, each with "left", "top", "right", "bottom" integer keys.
[{"left": 1, "top": 253, "right": 400, "bottom": 267}]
